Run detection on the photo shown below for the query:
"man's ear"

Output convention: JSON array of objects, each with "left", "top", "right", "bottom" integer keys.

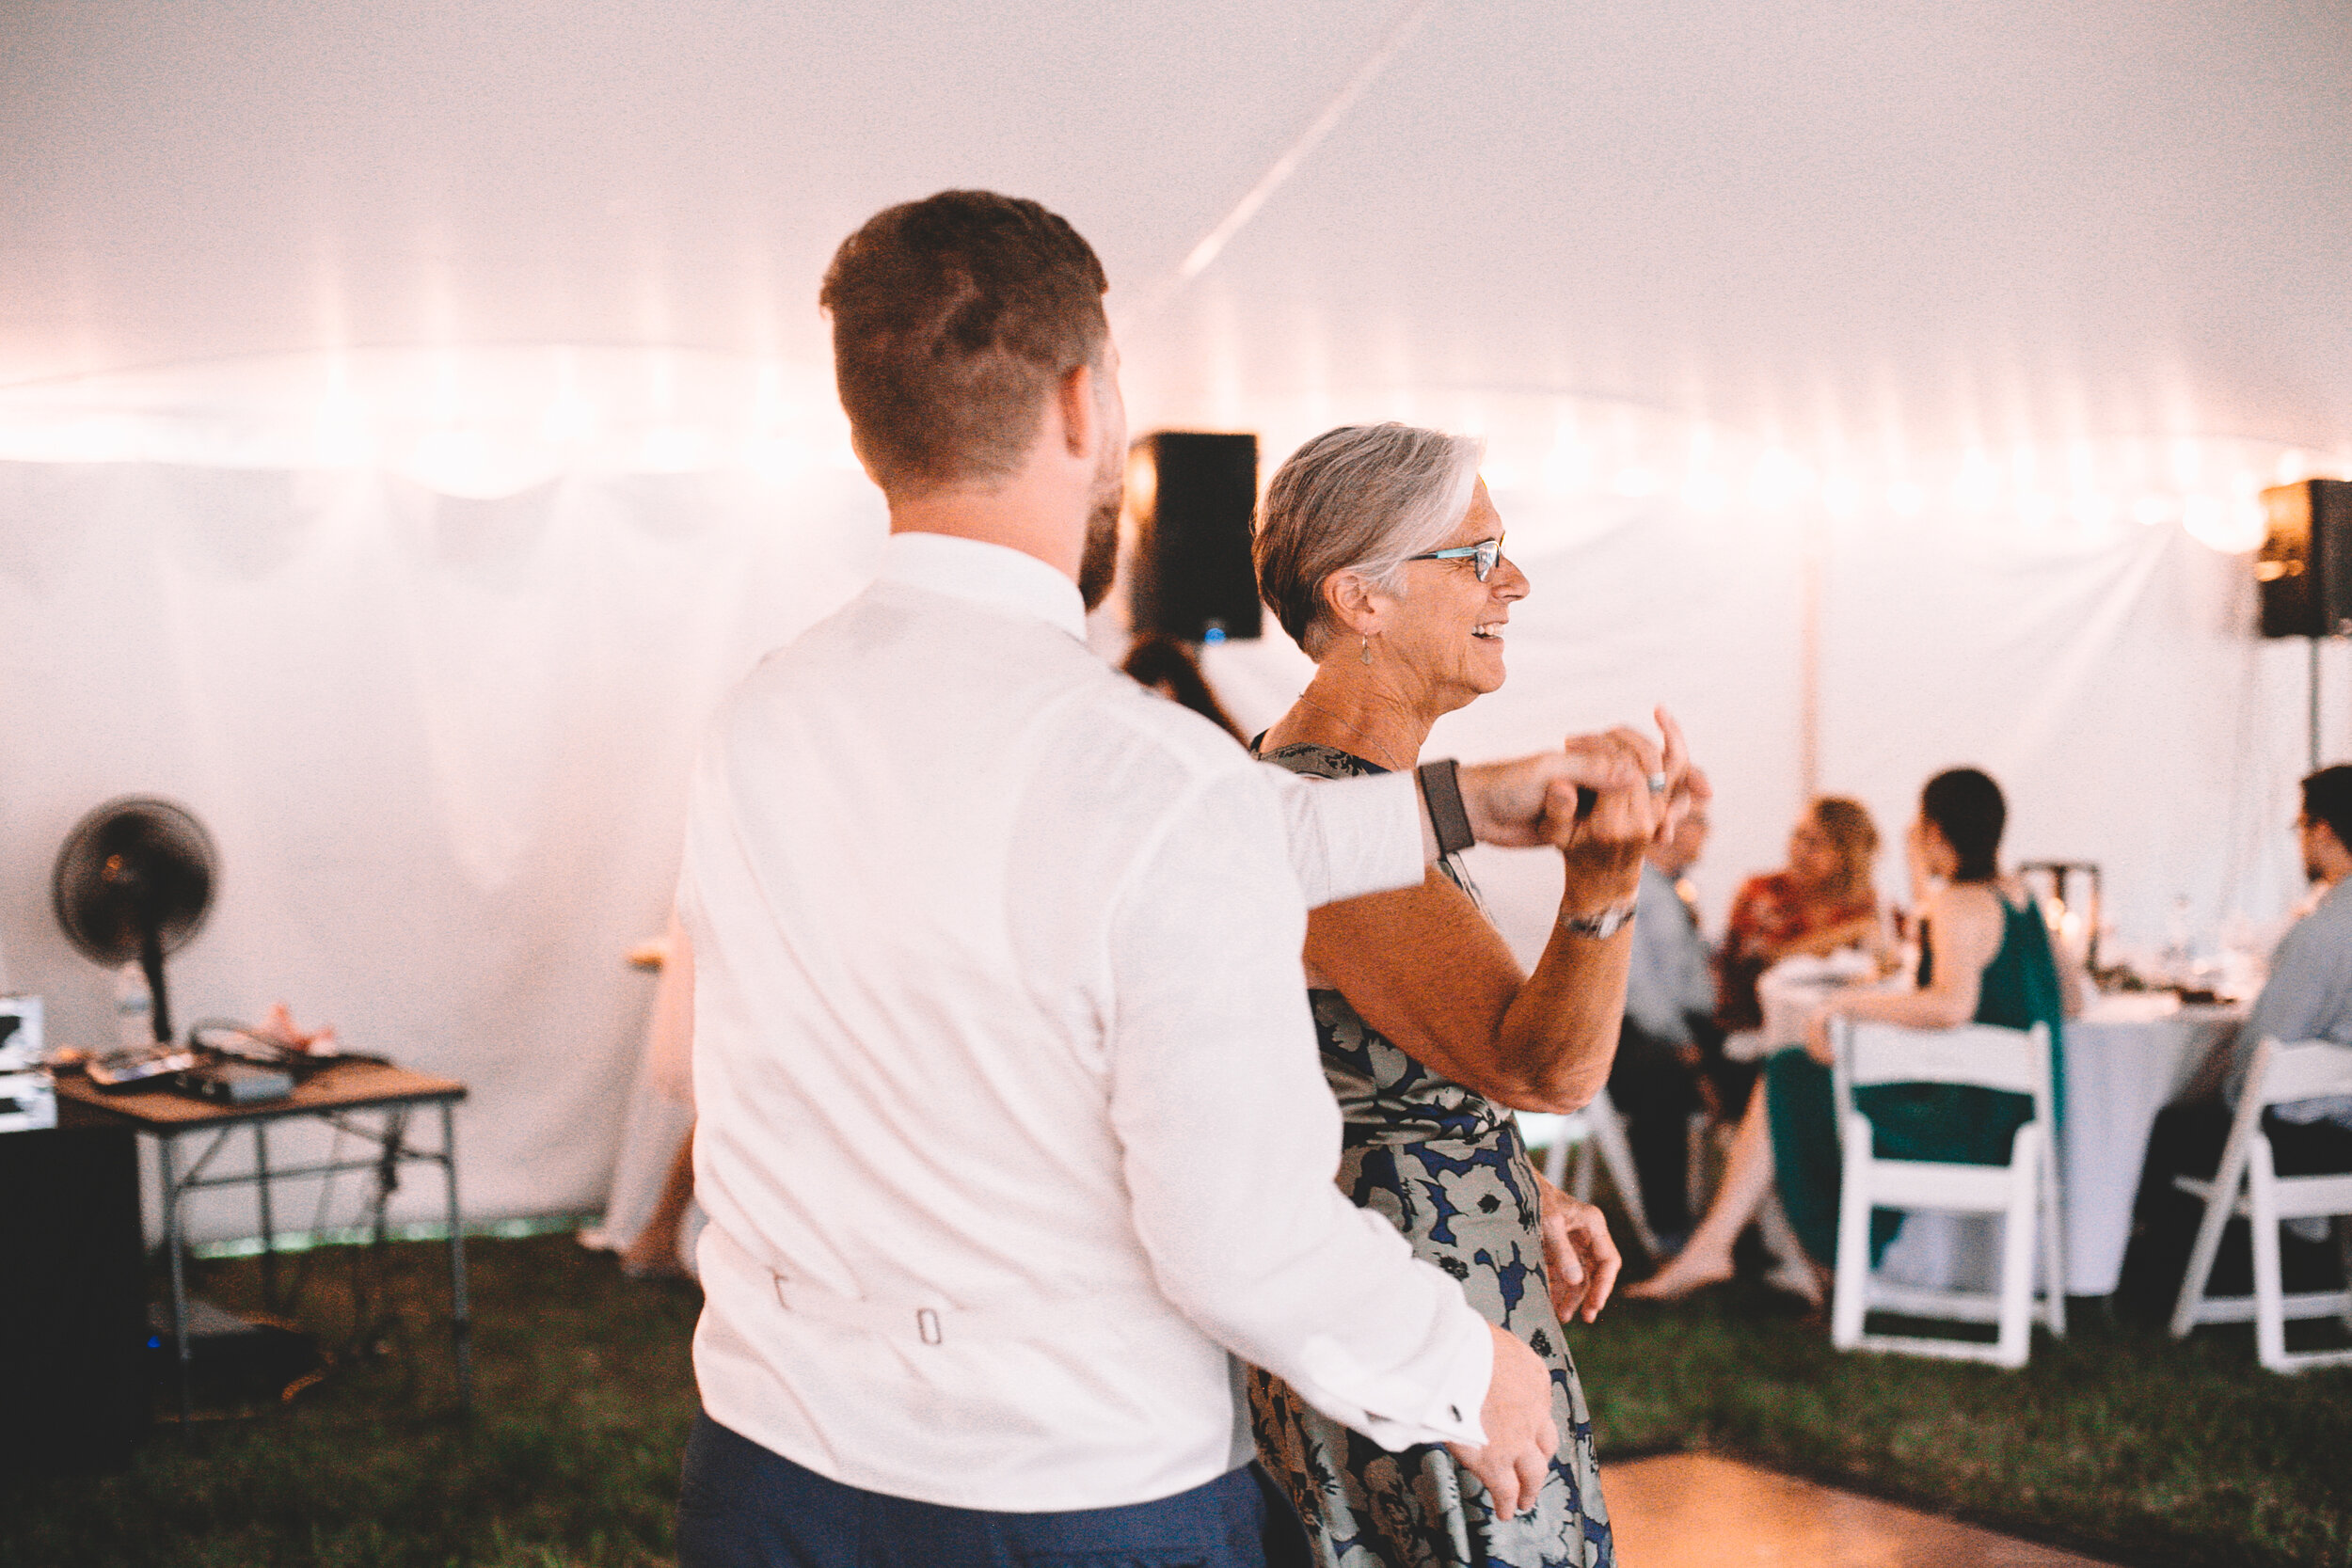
[{"left": 1057, "top": 363, "right": 1096, "bottom": 460}]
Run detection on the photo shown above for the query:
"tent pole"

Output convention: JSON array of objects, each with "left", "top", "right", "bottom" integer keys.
[{"left": 1799, "top": 511, "right": 1825, "bottom": 800}]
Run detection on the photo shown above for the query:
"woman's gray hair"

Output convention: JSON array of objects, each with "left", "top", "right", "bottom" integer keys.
[{"left": 1254, "top": 423, "right": 1486, "bottom": 657}]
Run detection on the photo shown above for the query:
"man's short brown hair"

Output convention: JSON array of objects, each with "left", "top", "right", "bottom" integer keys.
[{"left": 820, "top": 191, "right": 1109, "bottom": 495}]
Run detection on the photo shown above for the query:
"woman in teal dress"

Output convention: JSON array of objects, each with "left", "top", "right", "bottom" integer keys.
[
  {"left": 1245, "top": 422, "right": 1700, "bottom": 1568},
  {"left": 1632, "top": 768, "right": 2079, "bottom": 1299}
]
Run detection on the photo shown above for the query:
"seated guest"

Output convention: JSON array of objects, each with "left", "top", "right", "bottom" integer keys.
[
  {"left": 1120, "top": 634, "right": 1245, "bottom": 740},
  {"left": 2121, "top": 765, "right": 2352, "bottom": 1311},
  {"left": 1715, "top": 798, "right": 1884, "bottom": 1054},
  {"left": 1611, "top": 780, "right": 1718, "bottom": 1243},
  {"left": 1632, "top": 768, "right": 2076, "bottom": 1303}
]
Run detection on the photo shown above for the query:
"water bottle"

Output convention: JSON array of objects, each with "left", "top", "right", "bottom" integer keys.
[
  {"left": 114, "top": 961, "right": 155, "bottom": 1046},
  {"left": 2160, "top": 895, "right": 2193, "bottom": 985}
]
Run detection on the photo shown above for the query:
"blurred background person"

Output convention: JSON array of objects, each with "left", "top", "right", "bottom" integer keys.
[
  {"left": 2120, "top": 764, "right": 2352, "bottom": 1316},
  {"left": 1713, "top": 797, "right": 1885, "bottom": 1068},
  {"left": 585, "top": 911, "right": 701, "bottom": 1281},
  {"left": 1121, "top": 634, "right": 1245, "bottom": 741},
  {"left": 1611, "top": 777, "right": 1717, "bottom": 1248}
]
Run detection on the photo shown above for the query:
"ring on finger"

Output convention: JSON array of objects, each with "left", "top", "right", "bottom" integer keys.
[{"left": 1645, "top": 771, "right": 1669, "bottom": 795}]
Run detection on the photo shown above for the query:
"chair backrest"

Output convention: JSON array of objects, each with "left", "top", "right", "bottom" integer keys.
[
  {"left": 2247, "top": 1037, "right": 2352, "bottom": 1110},
  {"left": 1832, "top": 1019, "right": 2054, "bottom": 1145}
]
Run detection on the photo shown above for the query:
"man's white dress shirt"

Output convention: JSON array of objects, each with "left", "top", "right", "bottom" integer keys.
[{"left": 680, "top": 532, "right": 1491, "bottom": 1512}]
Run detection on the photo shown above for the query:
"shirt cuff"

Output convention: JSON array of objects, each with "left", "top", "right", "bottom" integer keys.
[{"left": 1295, "top": 1299, "right": 1493, "bottom": 1451}]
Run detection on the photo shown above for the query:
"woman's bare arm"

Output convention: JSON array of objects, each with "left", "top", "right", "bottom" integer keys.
[
  {"left": 1804, "top": 883, "right": 2001, "bottom": 1061},
  {"left": 1770, "top": 911, "right": 1881, "bottom": 962},
  {"left": 1304, "top": 864, "right": 1635, "bottom": 1113},
  {"left": 1296, "top": 720, "right": 1692, "bottom": 1114}
]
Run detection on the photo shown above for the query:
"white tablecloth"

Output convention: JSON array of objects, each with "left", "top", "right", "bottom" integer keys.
[
  {"left": 1748, "top": 963, "right": 2241, "bottom": 1295},
  {"left": 2053, "top": 996, "right": 2241, "bottom": 1293}
]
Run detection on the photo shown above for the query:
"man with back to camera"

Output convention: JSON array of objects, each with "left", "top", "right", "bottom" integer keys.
[
  {"left": 2122, "top": 765, "right": 2352, "bottom": 1311},
  {"left": 670, "top": 190, "right": 1691, "bottom": 1566}
]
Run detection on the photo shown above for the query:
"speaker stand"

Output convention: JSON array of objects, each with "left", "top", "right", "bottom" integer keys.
[{"left": 2312, "top": 635, "right": 2324, "bottom": 772}]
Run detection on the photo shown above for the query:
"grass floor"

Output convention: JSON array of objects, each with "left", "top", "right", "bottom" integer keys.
[{"left": 3, "top": 1231, "right": 2347, "bottom": 1567}]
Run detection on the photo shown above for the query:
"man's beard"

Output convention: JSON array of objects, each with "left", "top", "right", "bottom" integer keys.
[{"left": 1077, "top": 472, "right": 1123, "bottom": 613}]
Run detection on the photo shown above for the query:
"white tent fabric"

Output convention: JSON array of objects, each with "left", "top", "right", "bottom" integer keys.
[
  {"left": 5, "top": 1, "right": 2348, "bottom": 467},
  {"left": 0, "top": 461, "right": 882, "bottom": 1239}
]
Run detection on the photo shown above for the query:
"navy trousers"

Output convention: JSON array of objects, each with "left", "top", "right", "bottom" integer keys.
[{"left": 677, "top": 1412, "right": 1309, "bottom": 1568}]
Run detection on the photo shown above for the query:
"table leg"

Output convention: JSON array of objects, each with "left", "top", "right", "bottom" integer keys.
[
  {"left": 356, "top": 1110, "right": 407, "bottom": 1344},
  {"left": 253, "top": 1122, "right": 278, "bottom": 1313},
  {"left": 159, "top": 1133, "right": 192, "bottom": 1426},
  {"left": 439, "top": 1101, "right": 472, "bottom": 1416}
]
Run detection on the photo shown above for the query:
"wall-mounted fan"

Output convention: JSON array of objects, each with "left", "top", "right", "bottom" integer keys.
[{"left": 52, "top": 797, "right": 218, "bottom": 1044}]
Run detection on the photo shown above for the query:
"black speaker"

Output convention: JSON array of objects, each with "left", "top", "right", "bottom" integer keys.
[
  {"left": 0, "top": 1108, "right": 149, "bottom": 1472},
  {"left": 2258, "top": 480, "right": 2352, "bottom": 639},
  {"left": 1128, "top": 432, "right": 1261, "bottom": 643}
]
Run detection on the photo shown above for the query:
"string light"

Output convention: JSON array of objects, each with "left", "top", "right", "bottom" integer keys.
[{"left": 0, "top": 354, "right": 2338, "bottom": 538}]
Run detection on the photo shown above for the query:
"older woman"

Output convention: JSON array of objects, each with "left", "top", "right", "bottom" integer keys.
[
  {"left": 1247, "top": 423, "right": 1690, "bottom": 1568},
  {"left": 1630, "top": 768, "right": 2078, "bottom": 1302}
]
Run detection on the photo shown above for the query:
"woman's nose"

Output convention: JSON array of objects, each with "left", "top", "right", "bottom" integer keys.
[{"left": 1492, "top": 555, "right": 1530, "bottom": 602}]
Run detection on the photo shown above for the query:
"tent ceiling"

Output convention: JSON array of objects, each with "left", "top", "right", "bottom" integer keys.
[{"left": 7, "top": 0, "right": 2349, "bottom": 468}]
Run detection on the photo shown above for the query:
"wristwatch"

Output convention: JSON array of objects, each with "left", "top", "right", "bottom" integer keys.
[
  {"left": 1416, "top": 759, "right": 1475, "bottom": 858},
  {"left": 1559, "top": 900, "right": 1639, "bottom": 940}
]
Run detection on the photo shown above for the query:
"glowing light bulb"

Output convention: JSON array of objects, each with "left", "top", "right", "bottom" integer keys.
[
  {"left": 638, "top": 427, "right": 715, "bottom": 472},
  {"left": 2181, "top": 494, "right": 2265, "bottom": 553},
  {"left": 1681, "top": 472, "right": 1729, "bottom": 512},
  {"left": 1541, "top": 439, "right": 1592, "bottom": 496},
  {"left": 2069, "top": 493, "right": 2118, "bottom": 529},
  {"left": 1748, "top": 450, "right": 1811, "bottom": 510},
  {"left": 539, "top": 391, "right": 597, "bottom": 446}
]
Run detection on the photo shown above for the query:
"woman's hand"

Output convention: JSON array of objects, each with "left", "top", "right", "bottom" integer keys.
[
  {"left": 1547, "top": 708, "right": 1698, "bottom": 896},
  {"left": 1804, "top": 1004, "right": 1838, "bottom": 1066},
  {"left": 1534, "top": 1170, "right": 1620, "bottom": 1323}
]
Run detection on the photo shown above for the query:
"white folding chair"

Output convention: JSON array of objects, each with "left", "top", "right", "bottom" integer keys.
[
  {"left": 1829, "top": 1020, "right": 2063, "bottom": 1367},
  {"left": 1516, "top": 1087, "right": 1664, "bottom": 1259},
  {"left": 2169, "top": 1037, "right": 2352, "bottom": 1373}
]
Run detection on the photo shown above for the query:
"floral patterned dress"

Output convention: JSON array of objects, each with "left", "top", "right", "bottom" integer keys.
[{"left": 1248, "top": 742, "right": 1613, "bottom": 1568}]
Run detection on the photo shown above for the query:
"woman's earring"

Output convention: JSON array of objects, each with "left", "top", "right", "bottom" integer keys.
[{"left": 1360, "top": 634, "right": 1373, "bottom": 666}]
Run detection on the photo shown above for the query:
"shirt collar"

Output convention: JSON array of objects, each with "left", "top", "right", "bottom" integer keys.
[{"left": 880, "top": 531, "right": 1088, "bottom": 642}]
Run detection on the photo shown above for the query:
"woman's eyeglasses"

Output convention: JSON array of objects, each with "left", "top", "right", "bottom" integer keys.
[{"left": 1404, "top": 536, "right": 1504, "bottom": 581}]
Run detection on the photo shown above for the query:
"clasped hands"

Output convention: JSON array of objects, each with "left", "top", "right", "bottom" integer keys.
[{"left": 1458, "top": 706, "right": 1708, "bottom": 885}]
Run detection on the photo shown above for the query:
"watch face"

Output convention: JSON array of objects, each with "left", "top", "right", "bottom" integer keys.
[{"left": 1565, "top": 903, "right": 1637, "bottom": 939}]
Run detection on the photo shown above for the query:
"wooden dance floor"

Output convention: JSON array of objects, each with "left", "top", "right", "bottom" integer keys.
[{"left": 1601, "top": 1454, "right": 2115, "bottom": 1567}]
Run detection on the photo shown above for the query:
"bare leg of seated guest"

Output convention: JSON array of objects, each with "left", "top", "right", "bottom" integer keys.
[
  {"left": 1627, "top": 1088, "right": 1786, "bottom": 1301},
  {"left": 620, "top": 1128, "right": 696, "bottom": 1279}
]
